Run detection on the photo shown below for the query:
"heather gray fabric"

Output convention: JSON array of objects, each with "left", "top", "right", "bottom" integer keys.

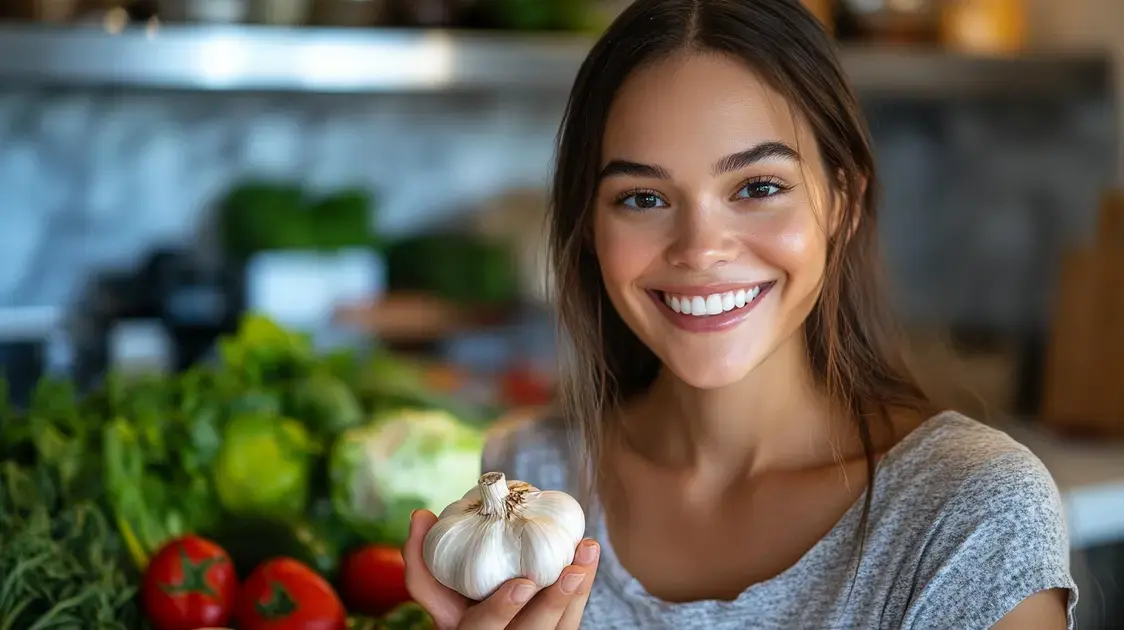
[{"left": 482, "top": 411, "right": 1078, "bottom": 629}]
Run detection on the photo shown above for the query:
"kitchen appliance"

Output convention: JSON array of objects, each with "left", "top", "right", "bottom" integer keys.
[
  {"left": 148, "top": 247, "right": 244, "bottom": 370},
  {"left": 70, "top": 247, "right": 243, "bottom": 385}
]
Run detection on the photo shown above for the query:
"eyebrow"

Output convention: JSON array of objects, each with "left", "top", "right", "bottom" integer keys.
[{"left": 598, "top": 141, "right": 801, "bottom": 181}]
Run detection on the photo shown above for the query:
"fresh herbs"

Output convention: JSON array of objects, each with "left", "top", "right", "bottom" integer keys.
[{"left": 0, "top": 453, "right": 145, "bottom": 628}]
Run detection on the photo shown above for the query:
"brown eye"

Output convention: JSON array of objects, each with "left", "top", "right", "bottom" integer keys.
[
  {"left": 736, "top": 181, "right": 783, "bottom": 199},
  {"left": 737, "top": 181, "right": 782, "bottom": 198},
  {"left": 619, "top": 191, "right": 668, "bottom": 211}
]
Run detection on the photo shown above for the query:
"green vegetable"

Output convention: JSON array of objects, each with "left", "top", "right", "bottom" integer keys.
[
  {"left": 212, "top": 515, "right": 346, "bottom": 580},
  {"left": 219, "top": 181, "right": 377, "bottom": 258},
  {"left": 486, "top": 0, "right": 592, "bottom": 30},
  {"left": 346, "top": 602, "right": 435, "bottom": 630},
  {"left": 309, "top": 188, "right": 379, "bottom": 251},
  {"left": 0, "top": 463, "right": 144, "bottom": 629},
  {"left": 0, "top": 383, "right": 145, "bottom": 630},
  {"left": 377, "top": 602, "right": 436, "bottom": 629},
  {"left": 0, "top": 311, "right": 494, "bottom": 621},
  {"left": 384, "top": 233, "right": 520, "bottom": 306},
  {"left": 330, "top": 409, "right": 485, "bottom": 546},
  {"left": 24, "top": 380, "right": 101, "bottom": 503},
  {"left": 214, "top": 414, "right": 316, "bottom": 521},
  {"left": 219, "top": 181, "right": 309, "bottom": 258},
  {"left": 97, "top": 371, "right": 223, "bottom": 571},
  {"left": 219, "top": 313, "right": 315, "bottom": 386},
  {"left": 358, "top": 352, "right": 488, "bottom": 426},
  {"left": 103, "top": 417, "right": 185, "bottom": 570},
  {"left": 289, "top": 371, "right": 365, "bottom": 439}
]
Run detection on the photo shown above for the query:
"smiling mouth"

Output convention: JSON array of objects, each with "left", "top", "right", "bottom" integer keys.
[{"left": 655, "top": 282, "right": 775, "bottom": 317}]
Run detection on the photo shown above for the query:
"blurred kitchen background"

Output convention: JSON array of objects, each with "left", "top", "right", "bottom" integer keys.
[{"left": 0, "top": 0, "right": 1122, "bottom": 625}]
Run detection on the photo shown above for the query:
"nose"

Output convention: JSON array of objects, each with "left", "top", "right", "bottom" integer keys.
[{"left": 665, "top": 206, "right": 740, "bottom": 272}]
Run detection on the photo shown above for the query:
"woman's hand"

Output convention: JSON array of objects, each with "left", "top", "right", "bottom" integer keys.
[{"left": 403, "top": 510, "right": 601, "bottom": 629}]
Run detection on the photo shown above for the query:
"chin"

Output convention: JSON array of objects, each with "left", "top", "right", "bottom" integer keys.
[{"left": 661, "top": 351, "right": 761, "bottom": 390}]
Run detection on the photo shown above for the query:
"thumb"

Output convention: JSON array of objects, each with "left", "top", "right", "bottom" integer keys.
[{"left": 403, "top": 510, "right": 467, "bottom": 629}]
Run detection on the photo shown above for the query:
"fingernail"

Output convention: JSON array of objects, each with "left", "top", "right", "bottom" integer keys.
[
  {"left": 408, "top": 510, "right": 418, "bottom": 533},
  {"left": 561, "top": 572, "right": 585, "bottom": 594},
  {"left": 511, "top": 583, "right": 536, "bottom": 604},
  {"left": 576, "top": 541, "right": 599, "bottom": 565}
]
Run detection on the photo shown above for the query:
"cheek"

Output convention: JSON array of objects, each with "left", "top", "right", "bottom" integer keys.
[
  {"left": 594, "top": 213, "right": 660, "bottom": 287},
  {"left": 749, "top": 209, "right": 828, "bottom": 283}
]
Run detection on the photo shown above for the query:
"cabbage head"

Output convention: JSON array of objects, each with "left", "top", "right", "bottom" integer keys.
[{"left": 330, "top": 409, "right": 484, "bottom": 545}]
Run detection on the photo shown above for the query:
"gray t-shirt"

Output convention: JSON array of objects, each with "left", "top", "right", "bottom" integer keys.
[{"left": 482, "top": 411, "right": 1078, "bottom": 629}]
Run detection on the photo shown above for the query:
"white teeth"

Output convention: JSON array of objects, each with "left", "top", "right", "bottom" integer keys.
[
  {"left": 661, "top": 285, "right": 768, "bottom": 318},
  {"left": 705, "top": 294, "right": 723, "bottom": 315},
  {"left": 690, "top": 296, "right": 706, "bottom": 315}
]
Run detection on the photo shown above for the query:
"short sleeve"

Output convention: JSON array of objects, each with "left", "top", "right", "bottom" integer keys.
[{"left": 903, "top": 448, "right": 1078, "bottom": 629}]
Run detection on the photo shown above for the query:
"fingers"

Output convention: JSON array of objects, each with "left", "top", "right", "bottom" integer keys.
[
  {"left": 403, "top": 510, "right": 468, "bottom": 630},
  {"left": 557, "top": 540, "right": 601, "bottom": 630},
  {"left": 408, "top": 526, "right": 603, "bottom": 630},
  {"left": 504, "top": 540, "right": 601, "bottom": 630},
  {"left": 457, "top": 578, "right": 540, "bottom": 630},
  {"left": 459, "top": 540, "right": 602, "bottom": 630}
]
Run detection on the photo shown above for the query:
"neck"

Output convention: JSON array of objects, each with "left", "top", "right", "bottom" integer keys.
[{"left": 620, "top": 329, "right": 850, "bottom": 479}]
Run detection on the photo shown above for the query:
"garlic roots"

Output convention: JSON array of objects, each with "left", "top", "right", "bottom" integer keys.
[{"left": 422, "top": 471, "right": 586, "bottom": 601}]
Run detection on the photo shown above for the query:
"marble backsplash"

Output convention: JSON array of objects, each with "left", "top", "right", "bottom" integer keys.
[{"left": 0, "top": 86, "right": 1116, "bottom": 332}]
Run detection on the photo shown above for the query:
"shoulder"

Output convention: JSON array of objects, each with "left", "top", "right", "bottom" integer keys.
[
  {"left": 888, "top": 411, "right": 1061, "bottom": 508},
  {"left": 480, "top": 409, "right": 577, "bottom": 493},
  {"left": 888, "top": 412, "right": 1068, "bottom": 540},
  {"left": 887, "top": 412, "right": 1077, "bottom": 629}
]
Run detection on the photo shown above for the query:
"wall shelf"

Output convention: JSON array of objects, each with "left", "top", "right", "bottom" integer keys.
[{"left": 0, "top": 23, "right": 1113, "bottom": 98}]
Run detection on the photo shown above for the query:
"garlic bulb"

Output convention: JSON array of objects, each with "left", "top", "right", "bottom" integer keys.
[{"left": 422, "top": 471, "right": 586, "bottom": 601}]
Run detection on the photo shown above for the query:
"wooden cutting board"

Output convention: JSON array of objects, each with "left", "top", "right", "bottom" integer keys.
[{"left": 1041, "top": 191, "right": 1124, "bottom": 437}]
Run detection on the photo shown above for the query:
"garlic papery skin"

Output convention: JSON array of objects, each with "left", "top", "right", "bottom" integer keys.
[{"left": 422, "top": 471, "right": 586, "bottom": 601}]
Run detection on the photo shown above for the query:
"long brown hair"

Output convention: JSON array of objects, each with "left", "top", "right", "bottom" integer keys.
[{"left": 549, "top": 0, "right": 932, "bottom": 564}]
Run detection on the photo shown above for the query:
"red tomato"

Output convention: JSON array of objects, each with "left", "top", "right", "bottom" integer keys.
[
  {"left": 142, "top": 535, "right": 239, "bottom": 630},
  {"left": 236, "top": 557, "right": 347, "bottom": 630},
  {"left": 340, "top": 545, "right": 411, "bottom": 616}
]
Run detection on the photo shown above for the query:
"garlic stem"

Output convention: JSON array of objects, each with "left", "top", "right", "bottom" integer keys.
[{"left": 477, "top": 472, "right": 510, "bottom": 516}]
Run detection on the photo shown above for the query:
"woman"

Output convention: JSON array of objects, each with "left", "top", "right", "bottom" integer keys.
[{"left": 403, "top": 0, "right": 1077, "bottom": 628}]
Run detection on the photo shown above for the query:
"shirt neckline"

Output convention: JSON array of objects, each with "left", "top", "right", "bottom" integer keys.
[{"left": 587, "top": 411, "right": 957, "bottom": 613}]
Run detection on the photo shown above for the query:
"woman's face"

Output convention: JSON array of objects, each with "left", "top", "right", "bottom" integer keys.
[{"left": 594, "top": 53, "right": 836, "bottom": 389}]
